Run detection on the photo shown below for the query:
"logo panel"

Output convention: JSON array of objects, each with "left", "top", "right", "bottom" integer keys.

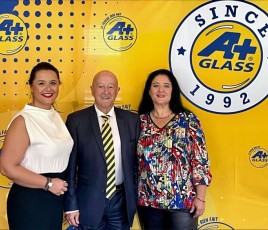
[
  {"left": 248, "top": 146, "right": 268, "bottom": 168},
  {"left": 102, "top": 14, "right": 137, "bottom": 52},
  {"left": 169, "top": 1, "right": 268, "bottom": 114},
  {"left": 0, "top": 13, "right": 28, "bottom": 55},
  {"left": 192, "top": 21, "right": 261, "bottom": 93}
]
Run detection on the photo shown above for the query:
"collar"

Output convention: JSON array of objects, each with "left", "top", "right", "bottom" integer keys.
[{"left": 94, "top": 104, "right": 115, "bottom": 118}]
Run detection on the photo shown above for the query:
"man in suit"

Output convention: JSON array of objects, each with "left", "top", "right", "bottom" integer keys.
[{"left": 64, "top": 70, "right": 140, "bottom": 230}]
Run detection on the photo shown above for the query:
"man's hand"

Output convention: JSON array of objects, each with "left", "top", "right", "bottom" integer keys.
[{"left": 65, "top": 211, "right": 80, "bottom": 227}]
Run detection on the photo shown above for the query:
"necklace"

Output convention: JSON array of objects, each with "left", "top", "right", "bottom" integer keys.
[{"left": 152, "top": 111, "right": 173, "bottom": 119}]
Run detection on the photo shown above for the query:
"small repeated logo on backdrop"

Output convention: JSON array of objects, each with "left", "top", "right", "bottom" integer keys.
[
  {"left": 0, "top": 13, "right": 28, "bottom": 55},
  {"left": 248, "top": 146, "right": 268, "bottom": 168},
  {"left": 115, "top": 104, "right": 131, "bottom": 110},
  {"left": 169, "top": 0, "right": 268, "bottom": 114},
  {"left": 102, "top": 13, "right": 137, "bottom": 51},
  {"left": 0, "top": 173, "right": 12, "bottom": 189},
  {"left": 116, "top": 104, "right": 138, "bottom": 114},
  {"left": 198, "top": 216, "right": 234, "bottom": 230},
  {"left": 0, "top": 129, "right": 6, "bottom": 144}
]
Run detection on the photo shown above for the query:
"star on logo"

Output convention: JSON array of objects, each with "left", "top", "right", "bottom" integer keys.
[{"left": 177, "top": 46, "right": 186, "bottom": 55}]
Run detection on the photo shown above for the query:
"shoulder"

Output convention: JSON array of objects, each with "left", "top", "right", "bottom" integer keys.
[
  {"left": 139, "top": 113, "right": 150, "bottom": 121},
  {"left": 67, "top": 106, "right": 94, "bottom": 119},
  {"left": 178, "top": 111, "right": 204, "bottom": 133},
  {"left": 140, "top": 113, "right": 148, "bottom": 118},
  {"left": 8, "top": 107, "right": 28, "bottom": 127},
  {"left": 3, "top": 115, "right": 29, "bottom": 157},
  {"left": 10, "top": 115, "right": 25, "bottom": 126},
  {"left": 7, "top": 115, "right": 27, "bottom": 135},
  {"left": 14, "top": 106, "right": 30, "bottom": 118},
  {"left": 179, "top": 109, "right": 199, "bottom": 121},
  {"left": 115, "top": 107, "right": 139, "bottom": 119}
]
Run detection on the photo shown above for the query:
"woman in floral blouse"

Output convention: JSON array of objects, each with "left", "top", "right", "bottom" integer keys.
[{"left": 137, "top": 69, "right": 212, "bottom": 230}]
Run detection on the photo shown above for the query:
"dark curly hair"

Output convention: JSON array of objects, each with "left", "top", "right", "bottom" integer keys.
[{"left": 138, "top": 69, "right": 185, "bottom": 115}]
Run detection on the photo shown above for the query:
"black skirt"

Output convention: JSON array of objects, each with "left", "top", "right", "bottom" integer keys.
[{"left": 7, "top": 172, "right": 65, "bottom": 230}]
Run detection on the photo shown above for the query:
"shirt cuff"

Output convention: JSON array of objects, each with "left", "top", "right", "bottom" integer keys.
[{"left": 65, "top": 210, "right": 79, "bottom": 214}]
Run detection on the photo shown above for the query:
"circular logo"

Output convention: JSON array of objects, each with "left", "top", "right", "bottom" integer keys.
[
  {"left": 248, "top": 146, "right": 268, "bottom": 168},
  {"left": 169, "top": 1, "right": 268, "bottom": 114},
  {"left": 103, "top": 15, "right": 137, "bottom": 51},
  {"left": 0, "top": 13, "right": 28, "bottom": 55},
  {"left": 198, "top": 221, "right": 234, "bottom": 230}
]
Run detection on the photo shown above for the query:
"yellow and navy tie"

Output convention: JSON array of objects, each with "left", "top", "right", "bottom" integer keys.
[{"left": 101, "top": 115, "right": 116, "bottom": 199}]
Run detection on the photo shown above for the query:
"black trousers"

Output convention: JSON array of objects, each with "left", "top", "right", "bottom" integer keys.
[
  {"left": 137, "top": 205, "right": 198, "bottom": 230},
  {"left": 7, "top": 172, "right": 65, "bottom": 230}
]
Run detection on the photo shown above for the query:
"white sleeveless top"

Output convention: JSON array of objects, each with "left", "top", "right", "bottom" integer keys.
[{"left": 11, "top": 104, "right": 74, "bottom": 174}]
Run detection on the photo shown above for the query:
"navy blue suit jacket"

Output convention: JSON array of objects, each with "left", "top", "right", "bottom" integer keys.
[{"left": 64, "top": 106, "right": 140, "bottom": 227}]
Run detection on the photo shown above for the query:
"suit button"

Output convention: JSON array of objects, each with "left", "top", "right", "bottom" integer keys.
[{"left": 101, "top": 189, "right": 105, "bottom": 193}]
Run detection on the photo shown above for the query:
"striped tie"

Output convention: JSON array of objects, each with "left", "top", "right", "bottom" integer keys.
[{"left": 101, "top": 115, "right": 116, "bottom": 199}]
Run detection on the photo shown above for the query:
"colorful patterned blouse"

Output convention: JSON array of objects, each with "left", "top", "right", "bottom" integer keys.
[{"left": 137, "top": 111, "right": 212, "bottom": 210}]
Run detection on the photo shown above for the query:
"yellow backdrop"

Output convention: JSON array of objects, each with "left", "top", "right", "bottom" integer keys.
[{"left": 0, "top": 0, "right": 268, "bottom": 229}]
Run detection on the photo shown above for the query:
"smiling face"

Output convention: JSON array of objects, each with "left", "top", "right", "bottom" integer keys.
[
  {"left": 149, "top": 74, "right": 172, "bottom": 107},
  {"left": 30, "top": 70, "right": 60, "bottom": 109},
  {"left": 91, "top": 70, "right": 120, "bottom": 114}
]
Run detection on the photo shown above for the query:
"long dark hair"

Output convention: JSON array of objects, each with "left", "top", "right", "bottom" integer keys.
[
  {"left": 138, "top": 69, "right": 185, "bottom": 115},
  {"left": 28, "top": 62, "right": 60, "bottom": 86}
]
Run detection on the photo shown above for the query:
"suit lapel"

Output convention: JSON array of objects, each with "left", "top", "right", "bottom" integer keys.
[
  {"left": 115, "top": 109, "right": 126, "bottom": 161},
  {"left": 89, "top": 106, "right": 106, "bottom": 161}
]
